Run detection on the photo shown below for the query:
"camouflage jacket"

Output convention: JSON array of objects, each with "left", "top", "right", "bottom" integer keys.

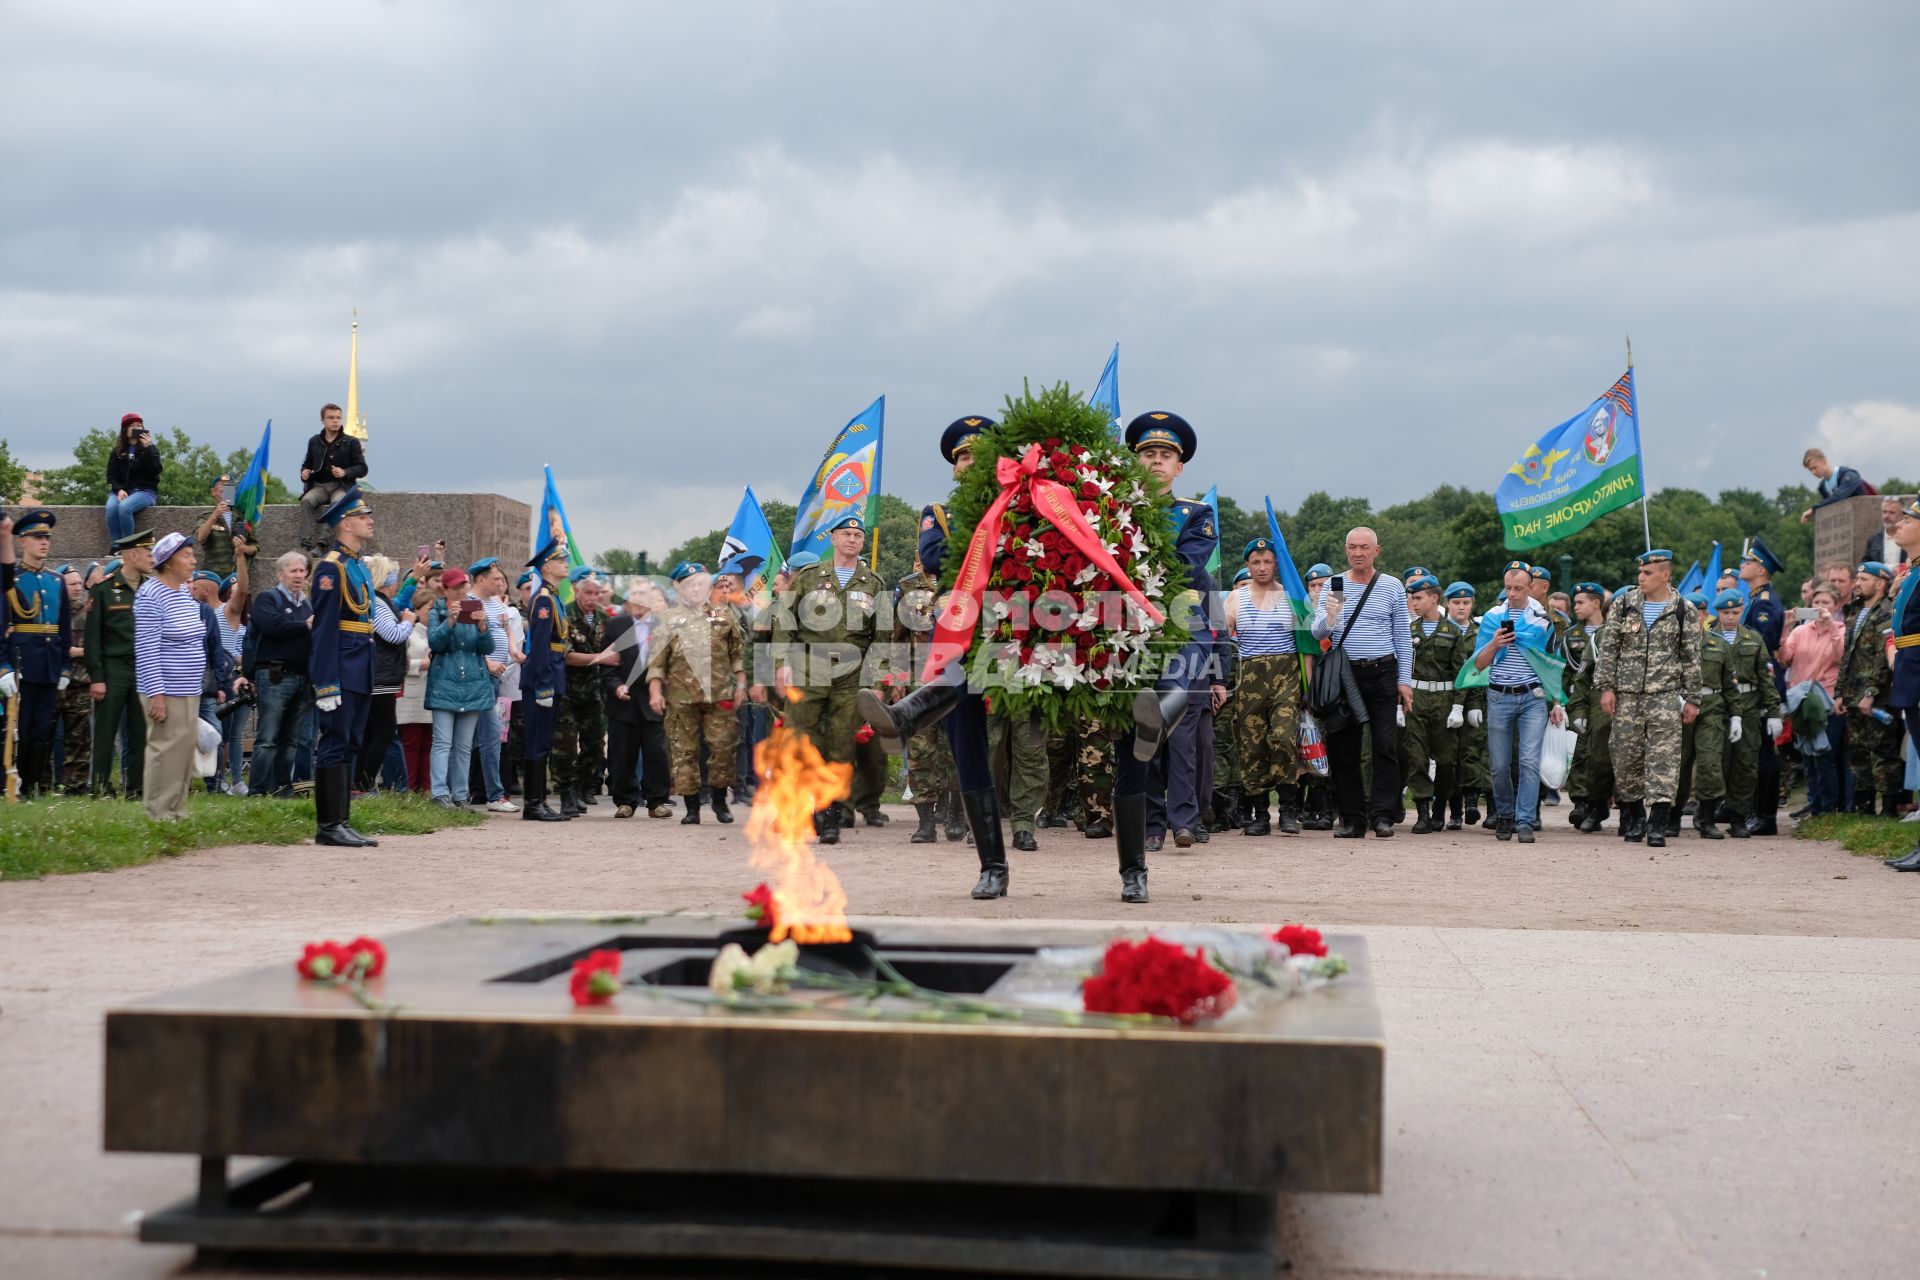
[
  {"left": 1595, "top": 589, "right": 1702, "bottom": 698},
  {"left": 565, "top": 601, "right": 609, "bottom": 701},
  {"left": 644, "top": 601, "right": 746, "bottom": 706},
  {"left": 772, "top": 561, "right": 888, "bottom": 681},
  {"left": 1837, "top": 598, "right": 1893, "bottom": 707},
  {"left": 1720, "top": 624, "right": 1783, "bottom": 718}
]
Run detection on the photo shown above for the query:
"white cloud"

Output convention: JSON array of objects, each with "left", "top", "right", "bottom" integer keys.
[{"left": 1815, "top": 401, "right": 1920, "bottom": 478}]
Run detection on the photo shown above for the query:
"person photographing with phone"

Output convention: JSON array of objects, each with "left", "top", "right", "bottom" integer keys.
[
  {"left": 1468, "top": 562, "right": 1567, "bottom": 843},
  {"left": 104, "top": 414, "right": 163, "bottom": 543},
  {"left": 1310, "top": 527, "right": 1412, "bottom": 838}
]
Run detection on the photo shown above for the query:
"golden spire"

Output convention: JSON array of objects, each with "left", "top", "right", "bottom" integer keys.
[{"left": 345, "top": 310, "right": 369, "bottom": 441}]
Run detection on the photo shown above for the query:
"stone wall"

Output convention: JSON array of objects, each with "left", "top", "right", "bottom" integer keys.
[
  {"left": 30, "top": 493, "right": 532, "bottom": 572},
  {"left": 1813, "top": 494, "right": 1891, "bottom": 572}
]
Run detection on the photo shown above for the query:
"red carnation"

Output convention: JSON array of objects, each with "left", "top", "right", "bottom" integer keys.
[
  {"left": 343, "top": 936, "right": 387, "bottom": 978},
  {"left": 569, "top": 949, "right": 624, "bottom": 1006},
  {"left": 1082, "top": 936, "right": 1237, "bottom": 1024},
  {"left": 1271, "top": 924, "right": 1327, "bottom": 957},
  {"left": 742, "top": 882, "right": 774, "bottom": 927},
  {"left": 296, "top": 940, "right": 352, "bottom": 981},
  {"left": 855, "top": 723, "right": 876, "bottom": 745}
]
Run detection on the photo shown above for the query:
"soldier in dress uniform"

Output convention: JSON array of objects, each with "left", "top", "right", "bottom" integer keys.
[
  {"left": 1, "top": 509, "right": 72, "bottom": 799},
  {"left": 1880, "top": 501, "right": 1920, "bottom": 869},
  {"left": 86, "top": 530, "right": 153, "bottom": 798},
  {"left": 519, "top": 536, "right": 573, "bottom": 823},
  {"left": 770, "top": 509, "right": 887, "bottom": 845},
  {"left": 1444, "top": 581, "right": 1488, "bottom": 829},
  {"left": 1673, "top": 590, "right": 1735, "bottom": 839},
  {"left": 1400, "top": 574, "right": 1468, "bottom": 834},
  {"left": 1595, "top": 549, "right": 1702, "bottom": 848},
  {"left": 1563, "top": 582, "right": 1614, "bottom": 832},
  {"left": 555, "top": 566, "right": 613, "bottom": 816},
  {"left": 1712, "top": 588, "right": 1784, "bottom": 838},
  {"left": 1837, "top": 561, "right": 1900, "bottom": 814},
  {"left": 647, "top": 561, "right": 746, "bottom": 825},
  {"left": 308, "top": 488, "right": 380, "bottom": 846}
]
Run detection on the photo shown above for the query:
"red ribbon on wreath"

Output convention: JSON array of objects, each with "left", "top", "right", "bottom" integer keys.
[{"left": 923, "top": 444, "right": 1165, "bottom": 683}]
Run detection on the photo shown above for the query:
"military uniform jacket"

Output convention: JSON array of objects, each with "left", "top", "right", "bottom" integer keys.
[
  {"left": 1563, "top": 623, "right": 1602, "bottom": 721},
  {"left": 83, "top": 573, "right": 138, "bottom": 677},
  {"left": 1891, "top": 572, "right": 1920, "bottom": 709},
  {"left": 308, "top": 545, "right": 374, "bottom": 700},
  {"left": 1721, "top": 625, "right": 1783, "bottom": 718},
  {"left": 2, "top": 563, "right": 73, "bottom": 685},
  {"left": 1408, "top": 616, "right": 1469, "bottom": 704},
  {"left": 773, "top": 561, "right": 888, "bottom": 683},
  {"left": 1742, "top": 585, "right": 1784, "bottom": 658},
  {"left": 566, "top": 601, "right": 608, "bottom": 698},
  {"left": 1595, "top": 589, "right": 1702, "bottom": 698},
  {"left": 1449, "top": 618, "right": 1486, "bottom": 715},
  {"left": 1837, "top": 599, "right": 1892, "bottom": 708},
  {"left": 1167, "top": 497, "right": 1230, "bottom": 674},
  {"left": 523, "top": 585, "right": 569, "bottom": 701},
  {"left": 918, "top": 504, "right": 952, "bottom": 579},
  {"left": 644, "top": 602, "right": 745, "bottom": 706},
  {"left": 1694, "top": 631, "right": 1738, "bottom": 719}
]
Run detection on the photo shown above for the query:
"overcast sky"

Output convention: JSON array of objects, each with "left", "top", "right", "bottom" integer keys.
[{"left": 5, "top": 1, "right": 1917, "bottom": 556}]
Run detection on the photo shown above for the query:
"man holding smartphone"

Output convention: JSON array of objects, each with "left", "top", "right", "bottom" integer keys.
[
  {"left": 1471, "top": 562, "right": 1566, "bottom": 842},
  {"left": 1311, "top": 527, "right": 1412, "bottom": 837}
]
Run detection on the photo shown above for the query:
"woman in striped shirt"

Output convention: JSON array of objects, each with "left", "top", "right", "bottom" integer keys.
[{"left": 135, "top": 532, "right": 209, "bottom": 821}]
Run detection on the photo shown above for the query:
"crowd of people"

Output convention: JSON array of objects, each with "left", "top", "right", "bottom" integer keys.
[{"left": 6, "top": 406, "right": 1920, "bottom": 888}]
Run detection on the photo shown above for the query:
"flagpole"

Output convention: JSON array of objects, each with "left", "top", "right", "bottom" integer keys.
[{"left": 1628, "top": 335, "right": 1651, "bottom": 552}]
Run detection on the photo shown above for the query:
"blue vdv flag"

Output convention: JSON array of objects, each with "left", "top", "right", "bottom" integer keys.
[
  {"left": 1262, "top": 497, "right": 1322, "bottom": 657},
  {"left": 1090, "top": 343, "right": 1121, "bottom": 439},
  {"left": 535, "top": 465, "right": 587, "bottom": 603},
  {"left": 1497, "top": 368, "right": 1643, "bottom": 550},
  {"left": 232, "top": 419, "right": 271, "bottom": 538},
  {"left": 1702, "top": 541, "right": 1723, "bottom": 600},
  {"left": 719, "top": 485, "right": 781, "bottom": 588},
  {"left": 790, "top": 395, "right": 885, "bottom": 561}
]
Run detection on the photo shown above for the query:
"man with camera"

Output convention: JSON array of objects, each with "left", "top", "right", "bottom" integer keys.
[
  {"left": 1311, "top": 527, "right": 1413, "bottom": 838},
  {"left": 298, "top": 403, "right": 369, "bottom": 551}
]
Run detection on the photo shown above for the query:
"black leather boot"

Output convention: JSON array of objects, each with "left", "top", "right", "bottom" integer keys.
[
  {"left": 1646, "top": 803, "right": 1670, "bottom": 848},
  {"left": 1622, "top": 800, "right": 1645, "bottom": 842},
  {"left": 560, "top": 786, "right": 586, "bottom": 819},
  {"left": 1131, "top": 688, "right": 1188, "bottom": 762},
  {"left": 520, "top": 761, "right": 567, "bottom": 821},
  {"left": 315, "top": 765, "right": 370, "bottom": 847},
  {"left": 1886, "top": 844, "right": 1920, "bottom": 871},
  {"left": 1694, "top": 808, "right": 1724, "bottom": 839},
  {"left": 1410, "top": 797, "right": 1435, "bottom": 834},
  {"left": 1116, "top": 792, "right": 1149, "bottom": 904},
  {"left": 1579, "top": 804, "right": 1608, "bottom": 834},
  {"left": 1446, "top": 792, "right": 1463, "bottom": 830},
  {"left": 816, "top": 805, "right": 841, "bottom": 845},
  {"left": 963, "top": 787, "right": 1007, "bottom": 899},
  {"left": 1568, "top": 800, "right": 1589, "bottom": 828},
  {"left": 336, "top": 762, "right": 380, "bottom": 845},
  {"left": 910, "top": 803, "right": 937, "bottom": 843},
  {"left": 1276, "top": 784, "right": 1302, "bottom": 835},
  {"left": 1855, "top": 788, "right": 1877, "bottom": 816},
  {"left": 1663, "top": 805, "right": 1682, "bottom": 838},
  {"left": 711, "top": 791, "right": 734, "bottom": 824},
  {"left": 680, "top": 793, "right": 702, "bottom": 824},
  {"left": 1463, "top": 792, "right": 1481, "bottom": 826},
  {"left": 1479, "top": 794, "right": 1498, "bottom": 829},
  {"left": 858, "top": 664, "right": 965, "bottom": 754},
  {"left": 1242, "top": 798, "right": 1271, "bottom": 836},
  {"left": 1725, "top": 811, "right": 1749, "bottom": 839},
  {"left": 943, "top": 789, "right": 967, "bottom": 842}
]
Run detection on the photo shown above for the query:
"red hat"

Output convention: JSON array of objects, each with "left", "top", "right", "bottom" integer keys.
[
  {"left": 121, "top": 413, "right": 144, "bottom": 428},
  {"left": 441, "top": 567, "right": 469, "bottom": 591}
]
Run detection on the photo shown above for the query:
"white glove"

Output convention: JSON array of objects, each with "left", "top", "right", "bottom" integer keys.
[
  {"left": 1446, "top": 705, "right": 1464, "bottom": 730},
  {"left": 1395, "top": 706, "right": 1406, "bottom": 727},
  {"left": 536, "top": 696, "right": 554, "bottom": 709},
  {"left": 58, "top": 674, "right": 71, "bottom": 691},
  {"left": 1572, "top": 717, "right": 1587, "bottom": 734},
  {"left": 1767, "top": 717, "right": 1782, "bottom": 739},
  {"left": 1467, "top": 709, "right": 1483, "bottom": 729},
  {"left": 316, "top": 695, "right": 342, "bottom": 713},
  {"left": 0, "top": 671, "right": 18, "bottom": 699},
  {"left": 1728, "top": 715, "right": 1743, "bottom": 744}
]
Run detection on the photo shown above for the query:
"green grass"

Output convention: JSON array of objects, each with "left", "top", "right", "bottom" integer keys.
[
  {"left": 1791, "top": 811, "right": 1919, "bottom": 859},
  {"left": 0, "top": 791, "right": 484, "bottom": 880}
]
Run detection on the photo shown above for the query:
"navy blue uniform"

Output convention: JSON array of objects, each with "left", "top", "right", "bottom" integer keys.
[
  {"left": 1889, "top": 572, "right": 1920, "bottom": 767},
  {"left": 3, "top": 562, "right": 72, "bottom": 793},
  {"left": 521, "top": 584, "right": 569, "bottom": 761},
  {"left": 309, "top": 546, "right": 374, "bottom": 768},
  {"left": 1149, "top": 497, "right": 1223, "bottom": 837}
]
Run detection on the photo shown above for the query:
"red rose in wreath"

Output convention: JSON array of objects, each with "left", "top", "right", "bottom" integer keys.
[
  {"left": 1271, "top": 924, "right": 1327, "bottom": 957},
  {"left": 1082, "top": 936, "right": 1236, "bottom": 1024},
  {"left": 569, "top": 949, "right": 624, "bottom": 1006}
]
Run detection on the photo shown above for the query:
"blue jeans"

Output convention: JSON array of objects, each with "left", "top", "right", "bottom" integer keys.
[
  {"left": 474, "top": 696, "right": 505, "bottom": 801},
  {"left": 250, "top": 670, "right": 312, "bottom": 795},
  {"left": 222, "top": 701, "right": 251, "bottom": 789},
  {"left": 1806, "top": 740, "right": 1840, "bottom": 815},
  {"left": 1489, "top": 686, "right": 1549, "bottom": 829},
  {"left": 105, "top": 489, "right": 156, "bottom": 541},
  {"left": 431, "top": 708, "right": 480, "bottom": 801}
]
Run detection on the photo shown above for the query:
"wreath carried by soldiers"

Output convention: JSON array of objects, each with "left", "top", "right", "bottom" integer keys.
[{"left": 934, "top": 382, "right": 1189, "bottom": 732}]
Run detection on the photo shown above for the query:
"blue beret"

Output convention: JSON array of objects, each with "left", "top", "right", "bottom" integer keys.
[
  {"left": 669, "top": 561, "right": 707, "bottom": 582},
  {"left": 1243, "top": 537, "right": 1275, "bottom": 560},
  {"left": 1636, "top": 549, "right": 1674, "bottom": 565},
  {"left": 192, "top": 570, "right": 222, "bottom": 585},
  {"left": 1305, "top": 563, "right": 1333, "bottom": 580},
  {"left": 467, "top": 556, "right": 499, "bottom": 577},
  {"left": 1444, "top": 581, "right": 1475, "bottom": 599},
  {"left": 1684, "top": 590, "right": 1710, "bottom": 608},
  {"left": 786, "top": 551, "right": 820, "bottom": 570},
  {"left": 102, "top": 558, "right": 123, "bottom": 577},
  {"left": 1714, "top": 588, "right": 1745, "bottom": 608},
  {"left": 1231, "top": 567, "right": 1251, "bottom": 585},
  {"left": 1528, "top": 564, "right": 1551, "bottom": 581},
  {"left": 1407, "top": 574, "right": 1441, "bottom": 593},
  {"left": 1574, "top": 580, "right": 1606, "bottom": 597},
  {"left": 941, "top": 415, "right": 996, "bottom": 464},
  {"left": 1123, "top": 410, "right": 1196, "bottom": 462},
  {"left": 318, "top": 486, "right": 371, "bottom": 527},
  {"left": 516, "top": 567, "right": 540, "bottom": 588},
  {"left": 1502, "top": 559, "right": 1532, "bottom": 575},
  {"left": 1857, "top": 560, "right": 1893, "bottom": 581},
  {"left": 568, "top": 565, "right": 601, "bottom": 584},
  {"left": 13, "top": 508, "right": 56, "bottom": 536},
  {"left": 1740, "top": 537, "right": 1784, "bottom": 574},
  {"left": 823, "top": 509, "right": 865, "bottom": 534},
  {"left": 1898, "top": 499, "right": 1920, "bottom": 523},
  {"left": 1402, "top": 565, "right": 1432, "bottom": 582}
]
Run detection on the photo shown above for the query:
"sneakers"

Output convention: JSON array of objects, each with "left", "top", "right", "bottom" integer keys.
[{"left": 487, "top": 797, "right": 520, "bottom": 814}]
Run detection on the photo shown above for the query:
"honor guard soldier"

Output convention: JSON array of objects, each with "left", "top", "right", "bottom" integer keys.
[
  {"left": 86, "top": 529, "right": 153, "bottom": 797},
  {"left": 1225, "top": 539, "right": 1305, "bottom": 835},
  {"left": 308, "top": 488, "right": 380, "bottom": 846},
  {"left": 771, "top": 509, "right": 887, "bottom": 844},
  {"left": 1, "top": 509, "right": 72, "bottom": 798},
  {"left": 1881, "top": 502, "right": 1920, "bottom": 869},
  {"left": 1443, "top": 582, "right": 1489, "bottom": 829},
  {"left": 1838, "top": 561, "right": 1900, "bottom": 815},
  {"left": 1712, "top": 587, "right": 1783, "bottom": 837},
  {"left": 1595, "top": 549, "right": 1702, "bottom": 847},
  {"left": 520, "top": 536, "right": 573, "bottom": 822},
  {"left": 1125, "top": 411, "right": 1228, "bottom": 852},
  {"left": 646, "top": 561, "right": 746, "bottom": 825},
  {"left": 1401, "top": 574, "right": 1468, "bottom": 834},
  {"left": 1562, "top": 582, "right": 1614, "bottom": 832}
]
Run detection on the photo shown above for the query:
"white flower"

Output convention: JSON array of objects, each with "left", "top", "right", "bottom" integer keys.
[
  {"left": 1052, "top": 659, "right": 1085, "bottom": 688},
  {"left": 709, "top": 940, "right": 799, "bottom": 995},
  {"left": 1127, "top": 530, "right": 1151, "bottom": 559},
  {"left": 1074, "top": 447, "right": 1092, "bottom": 463},
  {"left": 990, "top": 599, "right": 1010, "bottom": 621},
  {"left": 1022, "top": 537, "right": 1045, "bottom": 560},
  {"left": 1128, "top": 482, "right": 1147, "bottom": 503},
  {"left": 1074, "top": 603, "right": 1102, "bottom": 630},
  {"left": 1073, "top": 563, "right": 1100, "bottom": 587},
  {"left": 708, "top": 943, "right": 752, "bottom": 995},
  {"left": 1014, "top": 661, "right": 1046, "bottom": 687},
  {"left": 1114, "top": 505, "right": 1133, "bottom": 530},
  {"left": 1103, "top": 540, "right": 1120, "bottom": 561}
]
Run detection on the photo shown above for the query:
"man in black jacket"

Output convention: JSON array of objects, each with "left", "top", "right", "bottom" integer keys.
[
  {"left": 603, "top": 581, "right": 672, "bottom": 818},
  {"left": 298, "top": 404, "right": 369, "bottom": 549},
  {"left": 247, "top": 550, "right": 315, "bottom": 796}
]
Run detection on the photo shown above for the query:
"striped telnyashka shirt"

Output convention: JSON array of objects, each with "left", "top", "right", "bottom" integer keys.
[
  {"left": 1312, "top": 571, "right": 1413, "bottom": 684},
  {"left": 1233, "top": 585, "right": 1297, "bottom": 657},
  {"left": 134, "top": 578, "right": 209, "bottom": 698}
]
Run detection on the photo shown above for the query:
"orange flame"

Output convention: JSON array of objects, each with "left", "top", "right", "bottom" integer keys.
[{"left": 745, "top": 721, "right": 854, "bottom": 945}]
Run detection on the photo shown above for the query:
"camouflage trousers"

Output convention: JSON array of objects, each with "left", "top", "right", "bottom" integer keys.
[
  {"left": 1676, "top": 706, "right": 1727, "bottom": 809},
  {"left": 786, "top": 673, "right": 861, "bottom": 767},
  {"left": 665, "top": 700, "right": 740, "bottom": 795},
  {"left": 1846, "top": 709, "right": 1904, "bottom": 801},
  {"left": 906, "top": 722, "right": 956, "bottom": 802},
  {"left": 58, "top": 679, "right": 93, "bottom": 792},
  {"left": 556, "top": 687, "right": 606, "bottom": 797},
  {"left": 1611, "top": 692, "right": 1685, "bottom": 805},
  {"left": 1234, "top": 654, "right": 1302, "bottom": 795},
  {"left": 1568, "top": 704, "right": 1613, "bottom": 806},
  {"left": 1399, "top": 690, "right": 1456, "bottom": 801},
  {"left": 1077, "top": 715, "right": 1117, "bottom": 827},
  {"left": 850, "top": 733, "right": 890, "bottom": 815},
  {"left": 988, "top": 708, "right": 1048, "bottom": 834},
  {"left": 1211, "top": 696, "right": 1241, "bottom": 790},
  {"left": 1456, "top": 717, "right": 1489, "bottom": 794}
]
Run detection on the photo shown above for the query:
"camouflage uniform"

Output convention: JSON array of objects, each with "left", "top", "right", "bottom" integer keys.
[
  {"left": 1676, "top": 628, "right": 1735, "bottom": 813},
  {"left": 560, "top": 599, "right": 608, "bottom": 801},
  {"left": 988, "top": 708, "right": 1049, "bottom": 836},
  {"left": 1837, "top": 597, "right": 1900, "bottom": 805},
  {"left": 1451, "top": 618, "right": 1490, "bottom": 802},
  {"left": 1596, "top": 589, "right": 1702, "bottom": 805},
  {"left": 1077, "top": 714, "right": 1117, "bottom": 830},
  {"left": 58, "top": 630, "right": 92, "bottom": 793},
  {"left": 645, "top": 598, "right": 746, "bottom": 795},
  {"left": 1235, "top": 654, "right": 1302, "bottom": 798},
  {"left": 1400, "top": 616, "right": 1468, "bottom": 803},
  {"left": 1044, "top": 727, "right": 1077, "bottom": 824},
  {"left": 1562, "top": 622, "right": 1614, "bottom": 816},
  {"left": 773, "top": 559, "right": 887, "bottom": 768},
  {"left": 1720, "top": 623, "right": 1783, "bottom": 820},
  {"left": 891, "top": 570, "right": 955, "bottom": 807}
]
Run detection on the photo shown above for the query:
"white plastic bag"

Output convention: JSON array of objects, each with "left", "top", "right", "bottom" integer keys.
[{"left": 1538, "top": 722, "right": 1576, "bottom": 790}]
